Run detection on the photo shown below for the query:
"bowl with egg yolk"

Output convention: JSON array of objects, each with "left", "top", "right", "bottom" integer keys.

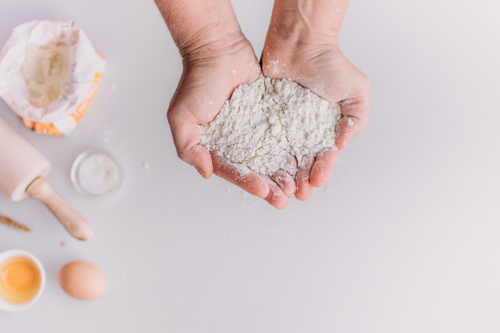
[{"left": 0, "top": 249, "right": 45, "bottom": 312}]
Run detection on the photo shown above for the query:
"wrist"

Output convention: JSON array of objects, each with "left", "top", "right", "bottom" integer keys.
[
  {"left": 268, "top": 0, "right": 347, "bottom": 43},
  {"left": 266, "top": 23, "right": 339, "bottom": 51},
  {"left": 180, "top": 28, "right": 249, "bottom": 65},
  {"left": 265, "top": 21, "right": 340, "bottom": 63},
  {"left": 155, "top": 0, "right": 245, "bottom": 60}
]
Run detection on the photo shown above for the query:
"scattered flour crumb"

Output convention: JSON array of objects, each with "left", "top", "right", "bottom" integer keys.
[
  {"left": 102, "top": 127, "right": 112, "bottom": 144},
  {"left": 200, "top": 76, "right": 342, "bottom": 176},
  {"left": 216, "top": 152, "right": 252, "bottom": 179},
  {"left": 347, "top": 117, "right": 354, "bottom": 127}
]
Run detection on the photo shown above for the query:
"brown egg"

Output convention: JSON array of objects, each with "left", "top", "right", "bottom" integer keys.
[{"left": 59, "top": 261, "right": 106, "bottom": 300}]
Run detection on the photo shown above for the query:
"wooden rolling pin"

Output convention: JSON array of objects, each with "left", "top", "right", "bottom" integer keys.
[{"left": 0, "top": 117, "right": 92, "bottom": 240}]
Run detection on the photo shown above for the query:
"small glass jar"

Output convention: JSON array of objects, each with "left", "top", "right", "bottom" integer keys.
[{"left": 71, "top": 149, "right": 123, "bottom": 199}]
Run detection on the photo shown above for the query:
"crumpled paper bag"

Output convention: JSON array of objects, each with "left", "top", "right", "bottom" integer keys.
[{"left": 0, "top": 20, "right": 105, "bottom": 135}]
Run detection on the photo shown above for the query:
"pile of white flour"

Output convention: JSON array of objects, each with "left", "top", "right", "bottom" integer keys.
[{"left": 200, "top": 76, "right": 342, "bottom": 176}]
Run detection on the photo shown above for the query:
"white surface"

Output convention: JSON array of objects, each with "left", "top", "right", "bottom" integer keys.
[{"left": 0, "top": 0, "right": 499, "bottom": 332}]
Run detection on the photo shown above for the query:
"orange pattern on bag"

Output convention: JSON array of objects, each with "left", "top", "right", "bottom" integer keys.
[
  {"left": 20, "top": 71, "right": 103, "bottom": 136},
  {"left": 70, "top": 71, "right": 102, "bottom": 124}
]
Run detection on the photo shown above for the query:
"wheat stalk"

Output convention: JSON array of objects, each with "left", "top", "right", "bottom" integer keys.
[{"left": 0, "top": 214, "right": 31, "bottom": 232}]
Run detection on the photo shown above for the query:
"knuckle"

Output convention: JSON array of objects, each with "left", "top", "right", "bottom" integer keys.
[
  {"left": 166, "top": 108, "right": 177, "bottom": 124},
  {"left": 360, "top": 74, "right": 370, "bottom": 93},
  {"left": 176, "top": 149, "right": 189, "bottom": 162},
  {"left": 357, "top": 118, "right": 368, "bottom": 132}
]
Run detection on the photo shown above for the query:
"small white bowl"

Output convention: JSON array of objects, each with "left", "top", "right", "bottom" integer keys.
[
  {"left": 0, "top": 249, "right": 46, "bottom": 312},
  {"left": 70, "top": 149, "right": 123, "bottom": 199}
]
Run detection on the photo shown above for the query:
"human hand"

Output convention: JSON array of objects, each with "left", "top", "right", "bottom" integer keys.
[
  {"left": 261, "top": 1, "right": 370, "bottom": 201},
  {"left": 167, "top": 29, "right": 295, "bottom": 208},
  {"left": 155, "top": 0, "right": 295, "bottom": 208}
]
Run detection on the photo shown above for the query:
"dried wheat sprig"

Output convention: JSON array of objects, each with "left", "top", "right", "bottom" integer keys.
[{"left": 0, "top": 214, "right": 31, "bottom": 232}]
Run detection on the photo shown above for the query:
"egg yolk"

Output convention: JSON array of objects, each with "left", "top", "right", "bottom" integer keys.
[
  {"left": 0, "top": 256, "right": 41, "bottom": 304},
  {"left": 4, "top": 263, "right": 35, "bottom": 292}
]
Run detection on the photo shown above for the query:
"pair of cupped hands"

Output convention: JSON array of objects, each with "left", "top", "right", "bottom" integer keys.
[{"left": 167, "top": 26, "right": 369, "bottom": 209}]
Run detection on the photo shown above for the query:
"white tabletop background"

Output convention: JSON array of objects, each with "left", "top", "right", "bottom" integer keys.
[{"left": 1, "top": 0, "right": 499, "bottom": 332}]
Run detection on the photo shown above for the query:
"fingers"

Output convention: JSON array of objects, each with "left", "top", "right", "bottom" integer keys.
[
  {"left": 211, "top": 152, "right": 270, "bottom": 199},
  {"left": 270, "top": 154, "right": 297, "bottom": 197},
  {"left": 212, "top": 152, "right": 289, "bottom": 208},
  {"left": 337, "top": 88, "right": 369, "bottom": 150},
  {"left": 271, "top": 170, "right": 295, "bottom": 197},
  {"left": 307, "top": 90, "right": 369, "bottom": 188},
  {"left": 295, "top": 155, "right": 315, "bottom": 201},
  {"left": 310, "top": 148, "right": 340, "bottom": 188},
  {"left": 307, "top": 83, "right": 369, "bottom": 188},
  {"left": 211, "top": 152, "right": 288, "bottom": 208},
  {"left": 335, "top": 114, "right": 365, "bottom": 150},
  {"left": 167, "top": 107, "right": 213, "bottom": 178},
  {"left": 262, "top": 175, "right": 288, "bottom": 209}
]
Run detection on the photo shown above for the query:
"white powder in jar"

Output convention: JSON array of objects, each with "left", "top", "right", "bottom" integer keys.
[
  {"left": 200, "top": 76, "right": 342, "bottom": 176},
  {"left": 77, "top": 153, "right": 120, "bottom": 196}
]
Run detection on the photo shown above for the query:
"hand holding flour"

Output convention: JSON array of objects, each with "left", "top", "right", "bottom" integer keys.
[
  {"left": 262, "top": 0, "right": 370, "bottom": 200},
  {"left": 155, "top": 0, "right": 369, "bottom": 207},
  {"left": 155, "top": 0, "right": 293, "bottom": 208}
]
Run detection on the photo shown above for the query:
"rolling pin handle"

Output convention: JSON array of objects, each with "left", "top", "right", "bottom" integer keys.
[{"left": 26, "top": 177, "right": 93, "bottom": 241}]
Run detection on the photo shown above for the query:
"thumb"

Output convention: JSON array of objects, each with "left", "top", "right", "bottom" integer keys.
[
  {"left": 336, "top": 95, "right": 369, "bottom": 150},
  {"left": 167, "top": 107, "right": 213, "bottom": 179}
]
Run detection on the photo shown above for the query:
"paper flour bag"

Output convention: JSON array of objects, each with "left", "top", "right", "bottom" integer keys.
[{"left": 0, "top": 20, "right": 105, "bottom": 135}]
